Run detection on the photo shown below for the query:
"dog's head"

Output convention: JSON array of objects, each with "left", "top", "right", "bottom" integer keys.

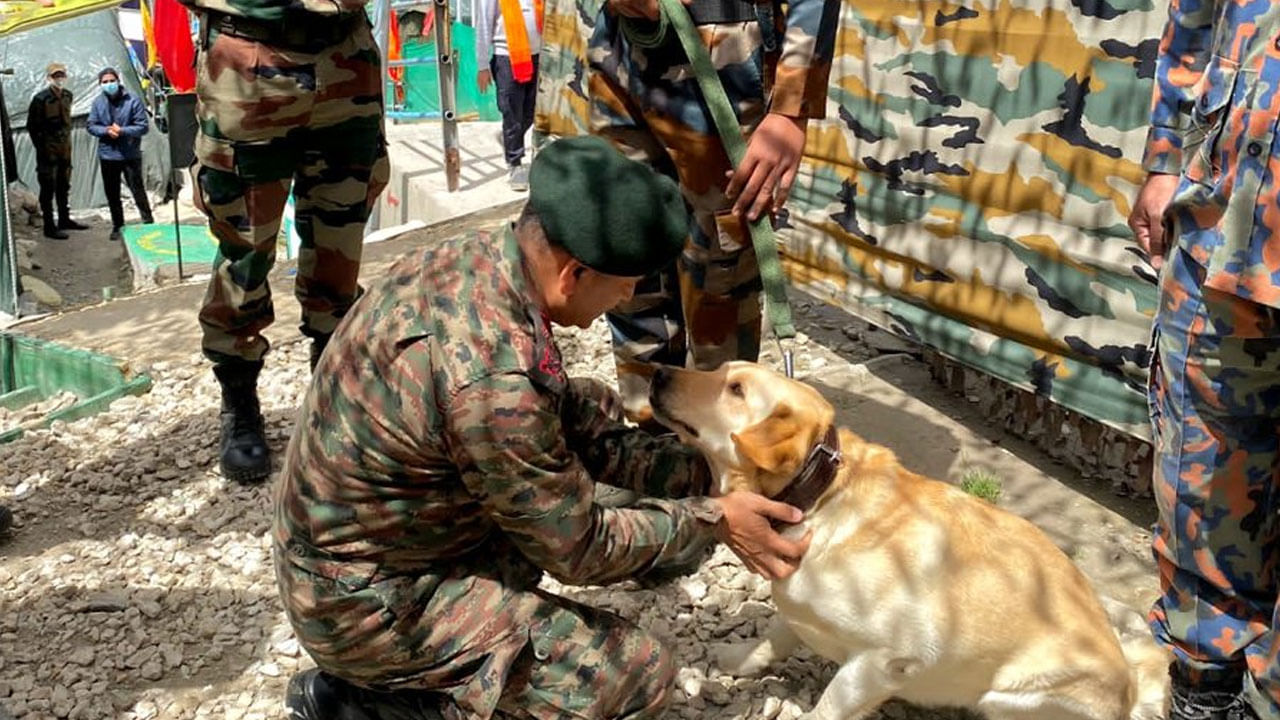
[{"left": 649, "top": 362, "right": 835, "bottom": 497}]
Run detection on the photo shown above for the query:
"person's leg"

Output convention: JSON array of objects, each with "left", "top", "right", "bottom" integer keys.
[
  {"left": 123, "top": 157, "right": 154, "bottom": 224},
  {"left": 101, "top": 158, "right": 125, "bottom": 234},
  {"left": 492, "top": 55, "right": 526, "bottom": 169},
  {"left": 36, "top": 157, "right": 65, "bottom": 239},
  {"left": 292, "top": 16, "right": 388, "bottom": 372},
  {"left": 55, "top": 159, "right": 86, "bottom": 230},
  {"left": 588, "top": 17, "right": 767, "bottom": 423},
  {"left": 193, "top": 25, "right": 309, "bottom": 484},
  {"left": 494, "top": 592, "right": 675, "bottom": 720},
  {"left": 1148, "top": 247, "right": 1280, "bottom": 718}
]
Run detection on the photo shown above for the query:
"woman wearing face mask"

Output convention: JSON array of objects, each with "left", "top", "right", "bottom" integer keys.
[{"left": 87, "top": 67, "right": 154, "bottom": 242}]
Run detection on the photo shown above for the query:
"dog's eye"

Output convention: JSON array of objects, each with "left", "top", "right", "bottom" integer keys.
[{"left": 728, "top": 381, "right": 744, "bottom": 397}]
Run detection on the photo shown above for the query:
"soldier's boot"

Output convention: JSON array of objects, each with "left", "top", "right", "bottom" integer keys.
[
  {"left": 213, "top": 360, "right": 271, "bottom": 484},
  {"left": 0, "top": 505, "right": 12, "bottom": 535},
  {"left": 42, "top": 218, "right": 68, "bottom": 240},
  {"left": 286, "top": 668, "right": 446, "bottom": 720},
  {"left": 1169, "top": 666, "right": 1242, "bottom": 720},
  {"left": 308, "top": 334, "right": 330, "bottom": 374},
  {"left": 58, "top": 202, "right": 89, "bottom": 231}
]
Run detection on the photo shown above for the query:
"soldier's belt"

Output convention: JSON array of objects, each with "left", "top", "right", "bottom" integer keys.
[
  {"left": 686, "top": 0, "right": 760, "bottom": 25},
  {"left": 201, "top": 9, "right": 368, "bottom": 53}
]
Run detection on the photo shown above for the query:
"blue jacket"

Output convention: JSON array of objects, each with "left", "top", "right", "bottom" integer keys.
[{"left": 87, "top": 90, "right": 149, "bottom": 161}]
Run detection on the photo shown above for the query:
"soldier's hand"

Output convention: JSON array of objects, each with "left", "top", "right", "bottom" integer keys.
[
  {"left": 713, "top": 491, "right": 810, "bottom": 580},
  {"left": 608, "top": 0, "right": 690, "bottom": 21},
  {"left": 1128, "top": 173, "right": 1180, "bottom": 272},
  {"left": 726, "top": 113, "right": 807, "bottom": 222},
  {"left": 477, "top": 69, "right": 493, "bottom": 94}
]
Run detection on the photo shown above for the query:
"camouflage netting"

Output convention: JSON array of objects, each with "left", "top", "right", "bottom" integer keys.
[{"left": 534, "top": 0, "right": 1163, "bottom": 445}]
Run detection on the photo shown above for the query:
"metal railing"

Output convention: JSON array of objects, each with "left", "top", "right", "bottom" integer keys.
[{"left": 378, "top": 0, "right": 461, "bottom": 190}]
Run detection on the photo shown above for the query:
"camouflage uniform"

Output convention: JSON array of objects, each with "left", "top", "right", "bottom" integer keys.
[
  {"left": 26, "top": 84, "right": 74, "bottom": 230},
  {"left": 586, "top": 0, "right": 839, "bottom": 416},
  {"left": 1145, "top": 0, "right": 1280, "bottom": 715},
  {"left": 273, "top": 227, "right": 721, "bottom": 719},
  {"left": 182, "top": 0, "right": 390, "bottom": 364}
]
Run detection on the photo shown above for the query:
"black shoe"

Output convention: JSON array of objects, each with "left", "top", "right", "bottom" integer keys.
[
  {"left": 309, "top": 335, "right": 331, "bottom": 374},
  {"left": 1227, "top": 696, "right": 1262, "bottom": 720},
  {"left": 43, "top": 225, "right": 68, "bottom": 240},
  {"left": 212, "top": 361, "right": 271, "bottom": 484},
  {"left": 1169, "top": 665, "right": 1242, "bottom": 720},
  {"left": 285, "top": 668, "right": 446, "bottom": 720},
  {"left": 58, "top": 218, "right": 90, "bottom": 231},
  {"left": 141, "top": 215, "right": 155, "bottom": 225},
  {"left": 109, "top": 229, "right": 123, "bottom": 242},
  {"left": 0, "top": 506, "right": 12, "bottom": 535}
]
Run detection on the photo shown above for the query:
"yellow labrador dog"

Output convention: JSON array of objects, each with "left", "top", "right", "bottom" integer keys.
[{"left": 649, "top": 362, "right": 1169, "bottom": 720}]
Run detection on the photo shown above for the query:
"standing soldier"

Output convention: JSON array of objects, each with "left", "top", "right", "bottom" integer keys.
[
  {"left": 1129, "top": 0, "right": 1280, "bottom": 718},
  {"left": 181, "top": 0, "right": 390, "bottom": 483},
  {"left": 587, "top": 0, "right": 840, "bottom": 424},
  {"left": 27, "top": 62, "right": 89, "bottom": 241},
  {"left": 274, "top": 136, "right": 808, "bottom": 720}
]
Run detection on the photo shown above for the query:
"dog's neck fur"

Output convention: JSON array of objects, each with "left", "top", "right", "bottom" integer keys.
[{"left": 769, "top": 425, "right": 841, "bottom": 523}]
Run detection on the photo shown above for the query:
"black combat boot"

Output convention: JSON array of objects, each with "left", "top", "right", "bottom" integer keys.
[
  {"left": 1170, "top": 665, "right": 1243, "bottom": 720},
  {"left": 286, "top": 669, "right": 446, "bottom": 720},
  {"left": 212, "top": 360, "right": 271, "bottom": 484},
  {"left": 308, "top": 334, "right": 330, "bottom": 374},
  {"left": 0, "top": 505, "right": 12, "bottom": 535},
  {"left": 42, "top": 219, "right": 67, "bottom": 240}
]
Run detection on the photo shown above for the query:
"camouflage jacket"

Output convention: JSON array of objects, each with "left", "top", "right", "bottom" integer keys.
[
  {"left": 274, "top": 226, "right": 720, "bottom": 595},
  {"left": 26, "top": 87, "right": 72, "bottom": 160},
  {"left": 1144, "top": 0, "right": 1280, "bottom": 306},
  {"left": 761, "top": 0, "right": 840, "bottom": 119}
]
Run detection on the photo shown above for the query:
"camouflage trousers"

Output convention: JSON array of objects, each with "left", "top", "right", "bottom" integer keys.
[
  {"left": 1148, "top": 246, "right": 1280, "bottom": 717},
  {"left": 193, "top": 16, "right": 390, "bottom": 365},
  {"left": 276, "top": 552, "right": 676, "bottom": 720},
  {"left": 587, "top": 10, "right": 767, "bottom": 419}
]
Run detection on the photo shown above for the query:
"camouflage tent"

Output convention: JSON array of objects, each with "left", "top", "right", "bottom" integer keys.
[{"left": 534, "top": 0, "right": 1163, "bottom": 441}]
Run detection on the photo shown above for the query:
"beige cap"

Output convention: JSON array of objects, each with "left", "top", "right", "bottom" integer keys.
[{"left": 46, "top": 62, "right": 67, "bottom": 77}]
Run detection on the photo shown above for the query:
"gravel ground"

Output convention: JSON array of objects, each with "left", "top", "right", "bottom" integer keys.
[{"left": 0, "top": 307, "right": 977, "bottom": 720}]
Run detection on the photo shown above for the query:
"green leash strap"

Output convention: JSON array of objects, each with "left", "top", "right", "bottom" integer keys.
[{"left": 628, "top": 0, "right": 798, "bottom": 347}]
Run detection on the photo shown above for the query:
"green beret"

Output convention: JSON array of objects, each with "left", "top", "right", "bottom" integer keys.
[{"left": 528, "top": 136, "right": 688, "bottom": 277}]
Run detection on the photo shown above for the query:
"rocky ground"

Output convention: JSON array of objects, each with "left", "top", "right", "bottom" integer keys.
[
  {"left": 0, "top": 283, "right": 1153, "bottom": 720},
  {"left": 8, "top": 184, "right": 142, "bottom": 315},
  {"left": 0, "top": 302, "right": 943, "bottom": 720}
]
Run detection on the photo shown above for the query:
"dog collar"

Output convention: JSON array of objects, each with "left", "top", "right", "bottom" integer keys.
[{"left": 772, "top": 425, "right": 841, "bottom": 525}]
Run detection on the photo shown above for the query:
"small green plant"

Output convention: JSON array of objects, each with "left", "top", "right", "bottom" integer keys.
[{"left": 960, "top": 468, "right": 1003, "bottom": 504}]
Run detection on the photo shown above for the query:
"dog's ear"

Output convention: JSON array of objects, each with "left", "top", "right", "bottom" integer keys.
[{"left": 731, "top": 404, "right": 808, "bottom": 475}]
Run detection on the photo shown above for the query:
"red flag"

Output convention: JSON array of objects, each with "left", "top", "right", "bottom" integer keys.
[{"left": 152, "top": 0, "right": 196, "bottom": 93}]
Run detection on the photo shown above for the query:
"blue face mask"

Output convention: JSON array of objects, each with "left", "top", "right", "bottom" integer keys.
[{"left": 102, "top": 81, "right": 120, "bottom": 96}]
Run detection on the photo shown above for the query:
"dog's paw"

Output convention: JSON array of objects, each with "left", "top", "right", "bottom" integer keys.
[{"left": 712, "top": 641, "right": 773, "bottom": 677}]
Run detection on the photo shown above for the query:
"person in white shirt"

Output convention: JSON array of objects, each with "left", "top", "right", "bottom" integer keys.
[{"left": 474, "top": 0, "right": 542, "bottom": 190}]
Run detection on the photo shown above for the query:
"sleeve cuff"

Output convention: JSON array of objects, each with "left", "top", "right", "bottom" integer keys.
[
  {"left": 685, "top": 495, "right": 724, "bottom": 526},
  {"left": 769, "top": 67, "right": 830, "bottom": 120},
  {"left": 1142, "top": 125, "right": 1186, "bottom": 175}
]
